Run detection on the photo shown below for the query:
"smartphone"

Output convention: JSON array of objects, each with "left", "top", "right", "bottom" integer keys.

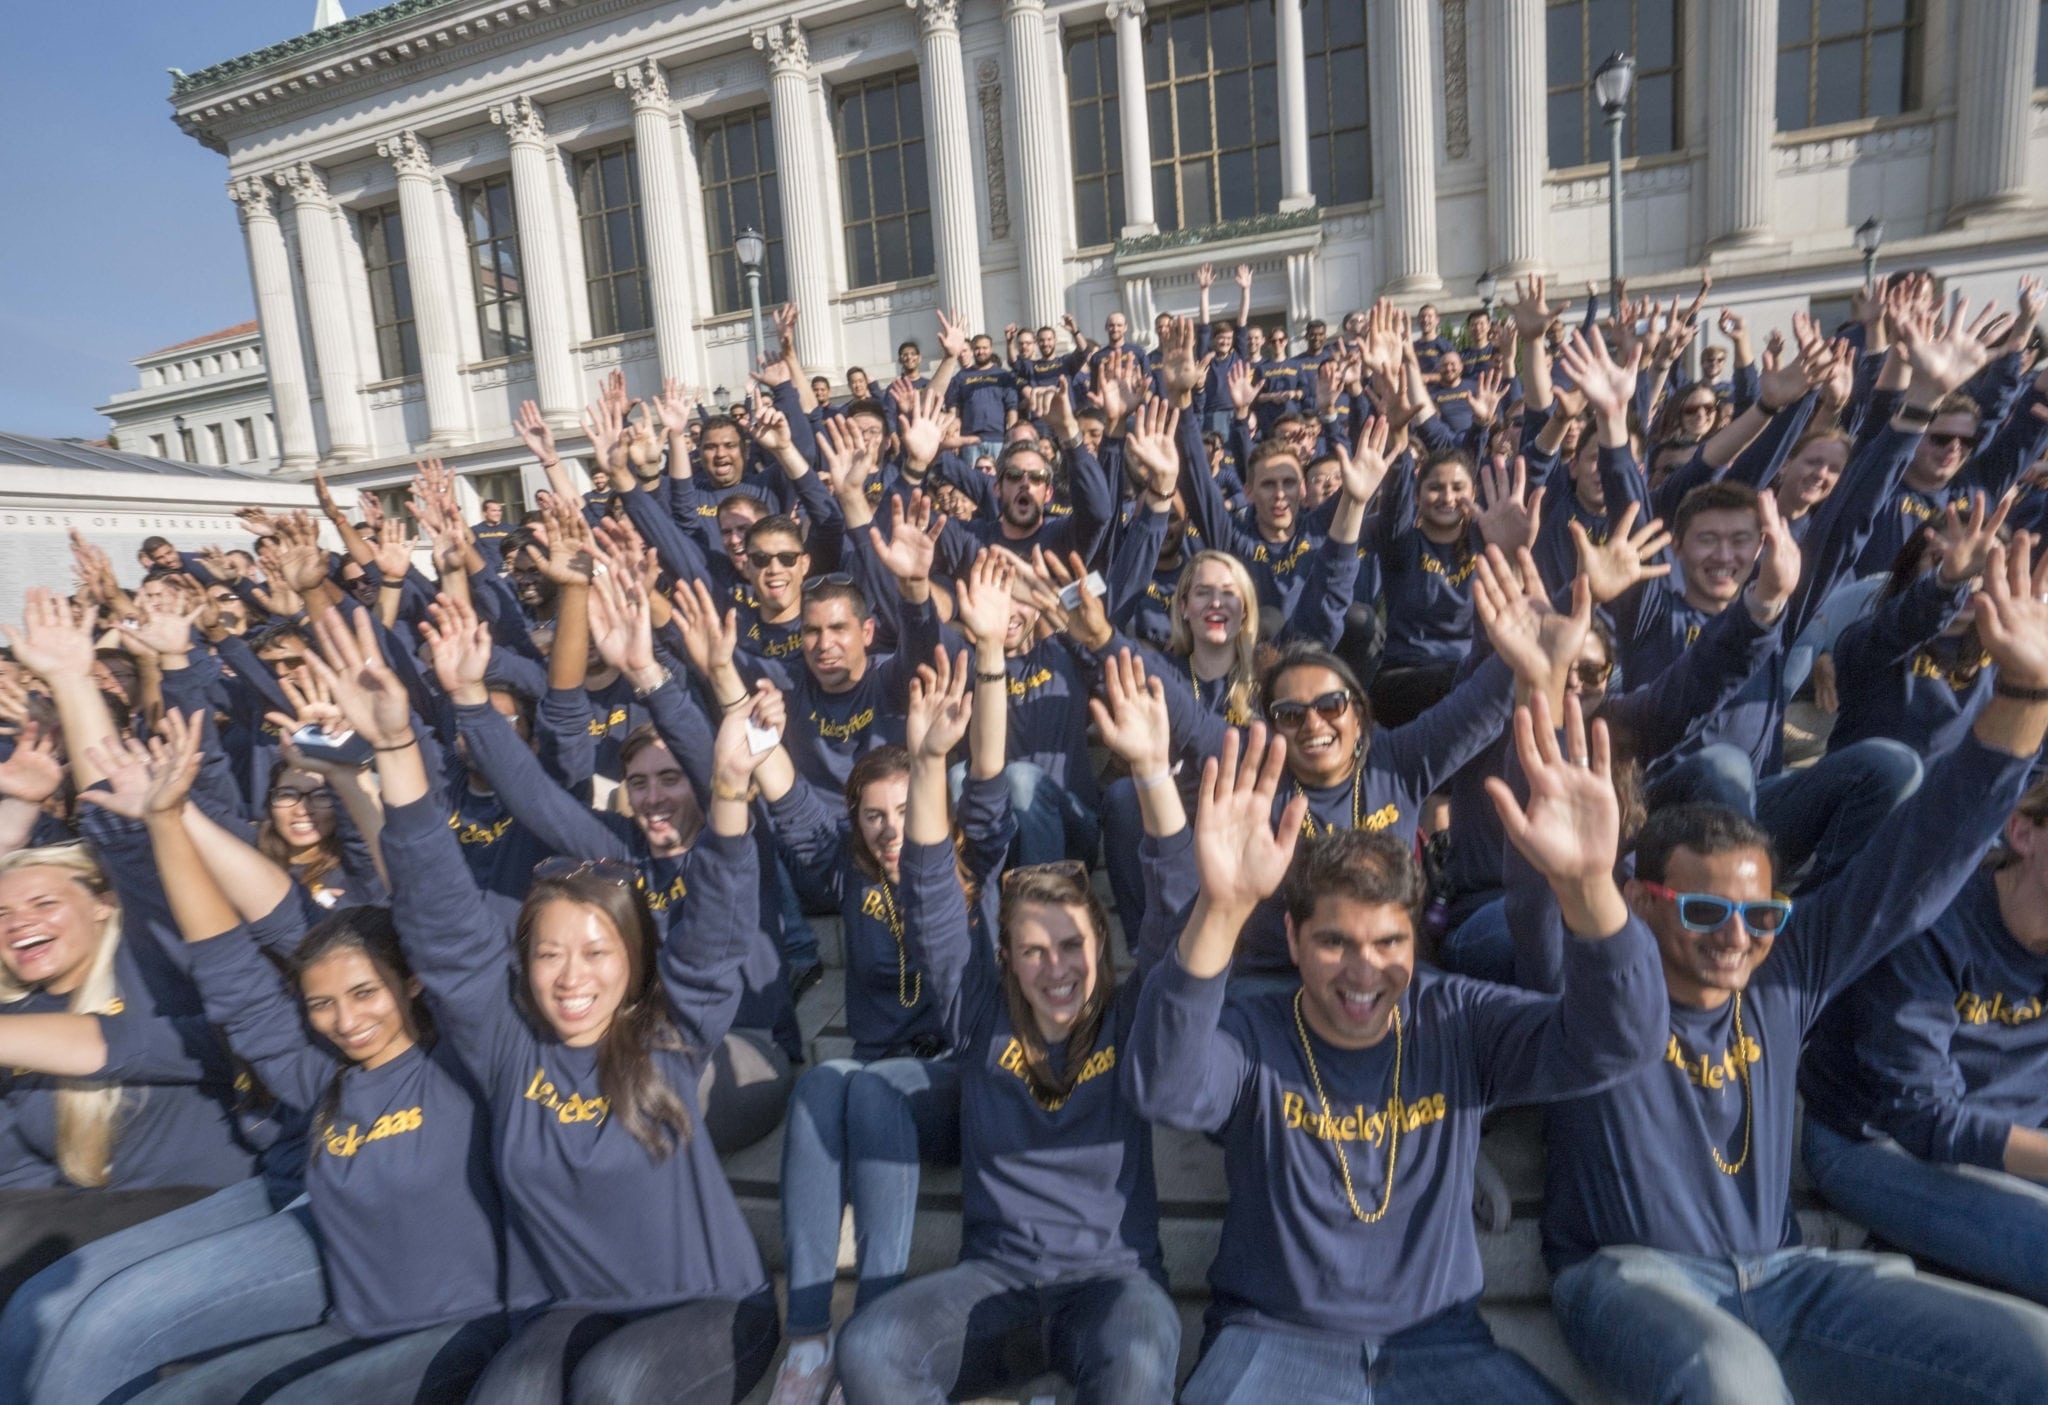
[
  {"left": 1058, "top": 571, "right": 1108, "bottom": 612},
  {"left": 290, "top": 724, "right": 374, "bottom": 767}
]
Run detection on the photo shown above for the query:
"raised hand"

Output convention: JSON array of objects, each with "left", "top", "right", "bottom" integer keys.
[
  {"left": 1158, "top": 315, "right": 1211, "bottom": 404},
  {"left": 585, "top": 548, "right": 657, "bottom": 680},
  {"left": 1092, "top": 350, "right": 1144, "bottom": 428},
  {"left": 1555, "top": 327, "right": 1640, "bottom": 426},
  {"left": 304, "top": 608, "right": 413, "bottom": 749},
  {"left": 669, "top": 578, "right": 738, "bottom": 679},
  {"left": 1033, "top": 548, "right": 1111, "bottom": 650},
  {"left": 1124, "top": 397, "right": 1182, "bottom": 501},
  {"left": 1336, "top": 415, "right": 1394, "bottom": 505},
  {"left": 1506, "top": 274, "right": 1566, "bottom": 342},
  {"left": 869, "top": 490, "right": 945, "bottom": 584},
  {"left": 899, "top": 384, "right": 947, "bottom": 470},
  {"left": 0, "top": 723, "right": 63, "bottom": 805},
  {"left": 1226, "top": 359, "right": 1258, "bottom": 417},
  {"left": 651, "top": 377, "right": 700, "bottom": 436},
  {"left": 514, "top": 399, "right": 560, "bottom": 465},
  {"left": 905, "top": 647, "right": 974, "bottom": 760},
  {"left": 580, "top": 395, "right": 628, "bottom": 477},
  {"left": 234, "top": 506, "right": 282, "bottom": 538},
  {"left": 1746, "top": 491, "right": 1802, "bottom": 622},
  {"left": 1474, "top": 545, "right": 1592, "bottom": 698},
  {"left": 817, "top": 414, "right": 879, "bottom": 500},
  {"left": 119, "top": 600, "right": 204, "bottom": 662},
  {"left": 953, "top": 548, "right": 1018, "bottom": 652},
  {"left": 1475, "top": 455, "right": 1546, "bottom": 552},
  {"left": 1088, "top": 649, "right": 1172, "bottom": 779},
  {"left": 1193, "top": 725, "right": 1306, "bottom": 914},
  {"left": 420, "top": 594, "right": 493, "bottom": 703},
  {"left": 1482, "top": 690, "right": 1621, "bottom": 889},
  {"left": 1896, "top": 293, "right": 1996, "bottom": 398},
  {"left": 5, "top": 589, "right": 99, "bottom": 683},
  {"left": 1041, "top": 378, "right": 1082, "bottom": 446},
  {"left": 77, "top": 733, "right": 159, "bottom": 820},
  {"left": 936, "top": 307, "right": 971, "bottom": 363},
  {"left": 1974, "top": 533, "right": 2048, "bottom": 689},
  {"left": 371, "top": 519, "right": 416, "bottom": 582},
  {"left": 1571, "top": 501, "right": 1673, "bottom": 605},
  {"left": 1931, "top": 489, "right": 2015, "bottom": 588},
  {"left": 1468, "top": 367, "right": 1510, "bottom": 427},
  {"left": 143, "top": 708, "right": 208, "bottom": 817},
  {"left": 273, "top": 512, "right": 332, "bottom": 593}
]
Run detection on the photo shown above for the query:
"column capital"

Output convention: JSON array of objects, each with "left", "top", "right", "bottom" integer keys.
[
  {"left": 227, "top": 174, "right": 277, "bottom": 221},
  {"left": 272, "top": 160, "right": 333, "bottom": 206},
  {"left": 376, "top": 129, "right": 436, "bottom": 178},
  {"left": 612, "top": 58, "right": 670, "bottom": 112},
  {"left": 752, "top": 17, "right": 810, "bottom": 73},
  {"left": 1104, "top": 0, "right": 1145, "bottom": 24},
  {"left": 490, "top": 95, "right": 549, "bottom": 144},
  {"left": 1001, "top": 0, "right": 1046, "bottom": 14},
  {"left": 907, "top": 0, "right": 962, "bottom": 35}
]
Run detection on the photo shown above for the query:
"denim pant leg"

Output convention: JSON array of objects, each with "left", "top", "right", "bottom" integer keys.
[
  {"left": 1755, "top": 738, "right": 1923, "bottom": 888},
  {"left": 1550, "top": 1245, "right": 1793, "bottom": 1404},
  {"left": 1101, "top": 777, "right": 1149, "bottom": 946},
  {"left": 1436, "top": 898, "right": 1514, "bottom": 985},
  {"left": 1179, "top": 1324, "right": 1374, "bottom": 1404},
  {"left": 28, "top": 1201, "right": 326, "bottom": 1405},
  {"left": 1376, "top": 1338, "right": 1571, "bottom": 1405},
  {"left": 1644, "top": 743, "right": 1759, "bottom": 817},
  {"left": 263, "top": 1314, "right": 509, "bottom": 1405},
  {"left": 779, "top": 1060, "right": 861, "bottom": 1337},
  {"left": 834, "top": 1258, "right": 1030, "bottom": 1405},
  {"left": 0, "top": 1177, "right": 285, "bottom": 1403},
  {"left": 777, "top": 856, "right": 821, "bottom": 971},
  {"left": 1002, "top": 761, "right": 1068, "bottom": 868},
  {"left": 1803, "top": 1117, "right": 2048, "bottom": 1308},
  {"left": 844, "top": 1057, "right": 962, "bottom": 1309},
  {"left": 1751, "top": 1246, "right": 2048, "bottom": 1405},
  {"left": 1043, "top": 1270, "right": 1181, "bottom": 1405}
]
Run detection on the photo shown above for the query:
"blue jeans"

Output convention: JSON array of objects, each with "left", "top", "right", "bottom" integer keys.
[
  {"left": 0, "top": 1178, "right": 327, "bottom": 1405},
  {"left": 1435, "top": 897, "right": 1513, "bottom": 986},
  {"left": 952, "top": 761, "right": 1100, "bottom": 868},
  {"left": 960, "top": 439, "right": 1004, "bottom": 471},
  {"left": 780, "top": 1056, "right": 962, "bottom": 1336},
  {"left": 1645, "top": 739, "right": 1922, "bottom": 890},
  {"left": 1804, "top": 1116, "right": 2048, "bottom": 1309},
  {"left": 129, "top": 1314, "right": 508, "bottom": 1405},
  {"left": 1551, "top": 1241, "right": 2048, "bottom": 1404},
  {"left": 835, "top": 1260, "right": 1178, "bottom": 1405},
  {"left": 1101, "top": 776, "right": 1147, "bottom": 946},
  {"left": 777, "top": 855, "right": 821, "bottom": 972},
  {"left": 1181, "top": 1300, "right": 1563, "bottom": 1405}
]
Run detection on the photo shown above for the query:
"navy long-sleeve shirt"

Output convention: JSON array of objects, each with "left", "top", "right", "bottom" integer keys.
[{"left": 1825, "top": 572, "right": 1988, "bottom": 760}]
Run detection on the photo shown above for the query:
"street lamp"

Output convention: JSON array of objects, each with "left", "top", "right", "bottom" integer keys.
[
  {"left": 1593, "top": 50, "right": 1636, "bottom": 295},
  {"left": 735, "top": 227, "right": 768, "bottom": 369},
  {"left": 712, "top": 385, "right": 731, "bottom": 414},
  {"left": 1855, "top": 215, "right": 1884, "bottom": 285},
  {"left": 1476, "top": 270, "right": 1499, "bottom": 319}
]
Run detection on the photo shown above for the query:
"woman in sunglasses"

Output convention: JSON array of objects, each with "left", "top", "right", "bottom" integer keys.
[
  {"left": 833, "top": 647, "right": 1183, "bottom": 1405},
  {"left": 315, "top": 606, "right": 784, "bottom": 1405},
  {"left": 755, "top": 643, "right": 1015, "bottom": 1404}
]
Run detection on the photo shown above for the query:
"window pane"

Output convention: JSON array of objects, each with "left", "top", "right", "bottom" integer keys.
[
  {"left": 1866, "top": 29, "right": 1906, "bottom": 116},
  {"left": 1332, "top": 66, "right": 1368, "bottom": 129},
  {"left": 872, "top": 147, "right": 905, "bottom": 218},
  {"left": 899, "top": 78, "right": 924, "bottom": 139},
  {"left": 1180, "top": 158, "right": 1214, "bottom": 228},
  {"left": 1869, "top": 0, "right": 1907, "bottom": 25},
  {"left": 1814, "top": 38, "right": 1862, "bottom": 124},
  {"left": 838, "top": 93, "right": 865, "bottom": 149},
  {"left": 1637, "top": 0, "right": 1676, "bottom": 67},
  {"left": 1548, "top": 4, "right": 1584, "bottom": 84},
  {"left": 1213, "top": 69, "right": 1250, "bottom": 132},
  {"left": 1633, "top": 72, "right": 1674, "bottom": 154},
  {"left": 1550, "top": 89, "right": 1586, "bottom": 166},
  {"left": 1150, "top": 86, "right": 1174, "bottom": 153},
  {"left": 1776, "top": 51, "right": 1810, "bottom": 128},
  {"left": 1328, "top": 0, "right": 1363, "bottom": 49},
  {"left": 1588, "top": 0, "right": 1629, "bottom": 61},
  {"left": 1248, "top": 0, "right": 1276, "bottom": 61},
  {"left": 1332, "top": 129, "right": 1370, "bottom": 204},
  {"left": 904, "top": 141, "right": 930, "bottom": 212},
  {"left": 868, "top": 84, "right": 899, "bottom": 146},
  {"left": 1780, "top": 0, "right": 1813, "bottom": 43},
  {"left": 489, "top": 181, "right": 514, "bottom": 232},
  {"left": 1070, "top": 42, "right": 1099, "bottom": 99},
  {"left": 1153, "top": 164, "right": 1178, "bottom": 230},
  {"left": 1218, "top": 148, "right": 1253, "bottom": 220},
  {"left": 1172, "top": 10, "right": 1207, "bottom": 73},
  {"left": 1818, "top": 0, "right": 1863, "bottom": 38}
]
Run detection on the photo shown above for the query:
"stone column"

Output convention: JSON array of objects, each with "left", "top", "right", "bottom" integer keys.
[
  {"left": 1376, "top": 0, "right": 1439, "bottom": 292},
  {"left": 1105, "top": 0, "right": 1156, "bottom": 236},
  {"left": 272, "top": 162, "right": 371, "bottom": 460},
  {"left": 489, "top": 97, "right": 583, "bottom": 422},
  {"left": 228, "top": 176, "right": 318, "bottom": 470},
  {"left": 1706, "top": 0, "right": 1780, "bottom": 251},
  {"left": 908, "top": 0, "right": 987, "bottom": 332},
  {"left": 613, "top": 61, "right": 705, "bottom": 384},
  {"left": 375, "top": 130, "right": 470, "bottom": 445},
  {"left": 1274, "top": 0, "right": 1314, "bottom": 211},
  {"left": 1004, "top": 0, "right": 1068, "bottom": 327},
  {"left": 753, "top": 19, "right": 840, "bottom": 369},
  {"left": 1485, "top": 0, "right": 1546, "bottom": 272},
  {"left": 1951, "top": 0, "right": 2041, "bottom": 220}
]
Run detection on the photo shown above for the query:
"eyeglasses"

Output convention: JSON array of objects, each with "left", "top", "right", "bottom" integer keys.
[
  {"left": 533, "top": 856, "right": 642, "bottom": 887},
  {"left": 1001, "top": 466, "right": 1052, "bottom": 485},
  {"left": 801, "top": 572, "right": 856, "bottom": 595},
  {"left": 747, "top": 550, "right": 803, "bottom": 570},
  {"left": 271, "top": 788, "right": 337, "bottom": 810},
  {"left": 1574, "top": 659, "right": 1614, "bottom": 690},
  {"left": 1267, "top": 691, "right": 1353, "bottom": 731},
  {"left": 1927, "top": 431, "right": 1981, "bottom": 450},
  {"left": 1638, "top": 882, "right": 1794, "bottom": 934}
]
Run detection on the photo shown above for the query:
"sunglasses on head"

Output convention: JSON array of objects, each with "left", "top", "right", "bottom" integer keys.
[
  {"left": 1927, "top": 431, "right": 1981, "bottom": 450},
  {"left": 802, "top": 572, "right": 856, "bottom": 594},
  {"left": 1000, "top": 859, "right": 1090, "bottom": 891},
  {"left": 533, "top": 856, "right": 642, "bottom": 887},
  {"left": 1267, "top": 690, "right": 1352, "bottom": 731},
  {"left": 747, "top": 549, "right": 803, "bottom": 570},
  {"left": 1001, "top": 466, "right": 1052, "bottom": 485},
  {"left": 1638, "top": 882, "right": 1793, "bottom": 934}
]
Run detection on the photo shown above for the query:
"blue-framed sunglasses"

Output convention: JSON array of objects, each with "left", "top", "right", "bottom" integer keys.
[{"left": 1639, "top": 882, "right": 1793, "bottom": 935}]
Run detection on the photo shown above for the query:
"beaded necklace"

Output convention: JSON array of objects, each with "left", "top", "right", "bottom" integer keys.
[
  {"left": 1292, "top": 989, "right": 1403, "bottom": 1223},
  {"left": 1707, "top": 992, "right": 1754, "bottom": 1177},
  {"left": 1291, "top": 765, "right": 1365, "bottom": 840},
  {"left": 875, "top": 880, "right": 922, "bottom": 1009}
]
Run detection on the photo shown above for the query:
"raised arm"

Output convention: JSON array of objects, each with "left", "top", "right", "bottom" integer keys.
[{"left": 6, "top": 589, "right": 119, "bottom": 790}]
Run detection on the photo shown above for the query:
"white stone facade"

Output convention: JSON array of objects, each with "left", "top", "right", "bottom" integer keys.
[
  {"left": 167, "top": 0, "right": 2048, "bottom": 502},
  {"left": 96, "top": 323, "right": 283, "bottom": 473}
]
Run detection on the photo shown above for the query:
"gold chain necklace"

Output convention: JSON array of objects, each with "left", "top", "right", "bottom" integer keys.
[
  {"left": 1709, "top": 992, "right": 1754, "bottom": 1177},
  {"left": 1292, "top": 989, "right": 1403, "bottom": 1223},
  {"left": 876, "top": 880, "right": 922, "bottom": 1009},
  {"left": 1293, "top": 766, "right": 1364, "bottom": 839}
]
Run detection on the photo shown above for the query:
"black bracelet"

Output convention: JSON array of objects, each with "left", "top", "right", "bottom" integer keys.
[
  {"left": 976, "top": 669, "right": 1009, "bottom": 684},
  {"left": 1993, "top": 678, "right": 2048, "bottom": 702},
  {"left": 372, "top": 738, "right": 418, "bottom": 752},
  {"left": 1894, "top": 402, "right": 1938, "bottom": 427}
]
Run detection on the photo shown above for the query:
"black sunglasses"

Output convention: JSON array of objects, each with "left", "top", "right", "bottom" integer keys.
[
  {"left": 533, "top": 856, "right": 641, "bottom": 887},
  {"left": 747, "top": 549, "right": 803, "bottom": 570},
  {"left": 1574, "top": 659, "right": 1614, "bottom": 690},
  {"left": 1928, "top": 431, "right": 1981, "bottom": 450},
  {"left": 1001, "top": 466, "right": 1053, "bottom": 485},
  {"left": 1267, "top": 690, "right": 1352, "bottom": 731},
  {"left": 801, "top": 572, "right": 856, "bottom": 594}
]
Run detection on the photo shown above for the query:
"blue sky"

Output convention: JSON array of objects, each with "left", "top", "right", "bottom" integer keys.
[{"left": 0, "top": 2, "right": 328, "bottom": 440}]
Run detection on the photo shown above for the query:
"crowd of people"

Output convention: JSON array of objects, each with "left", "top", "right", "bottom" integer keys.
[{"left": 1, "top": 258, "right": 2047, "bottom": 1405}]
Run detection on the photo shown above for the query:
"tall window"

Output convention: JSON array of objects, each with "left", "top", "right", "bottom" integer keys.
[
  {"left": 1777, "top": 0, "right": 1921, "bottom": 131},
  {"left": 1066, "top": 23, "right": 1126, "bottom": 247},
  {"left": 236, "top": 418, "right": 257, "bottom": 460},
  {"left": 1545, "top": 0, "right": 1682, "bottom": 169},
  {"left": 148, "top": 434, "right": 168, "bottom": 458},
  {"left": 469, "top": 468, "right": 527, "bottom": 517},
  {"left": 177, "top": 427, "right": 196, "bottom": 462},
  {"left": 698, "top": 107, "right": 788, "bottom": 315},
  {"left": 834, "top": 72, "right": 934, "bottom": 288},
  {"left": 574, "top": 143, "right": 654, "bottom": 339},
  {"left": 207, "top": 424, "right": 227, "bottom": 463},
  {"left": 1304, "top": 0, "right": 1370, "bottom": 206},
  {"left": 462, "top": 174, "right": 529, "bottom": 360},
  {"left": 1143, "top": 0, "right": 1282, "bottom": 232},
  {"left": 359, "top": 204, "right": 422, "bottom": 380}
]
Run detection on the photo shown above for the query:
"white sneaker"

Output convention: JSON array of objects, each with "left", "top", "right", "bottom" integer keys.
[{"left": 768, "top": 1338, "right": 835, "bottom": 1405}]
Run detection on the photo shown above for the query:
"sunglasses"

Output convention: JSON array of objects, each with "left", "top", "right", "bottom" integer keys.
[
  {"left": 801, "top": 572, "right": 856, "bottom": 595},
  {"left": 1927, "top": 431, "right": 1981, "bottom": 450},
  {"left": 1681, "top": 401, "right": 1717, "bottom": 416},
  {"left": 1267, "top": 690, "right": 1352, "bottom": 731},
  {"left": 1574, "top": 659, "right": 1614, "bottom": 690},
  {"left": 1001, "top": 466, "right": 1053, "bottom": 485},
  {"left": 747, "top": 549, "right": 803, "bottom": 570},
  {"left": 271, "top": 788, "right": 337, "bottom": 810},
  {"left": 1638, "top": 882, "right": 1793, "bottom": 935},
  {"left": 533, "top": 856, "right": 642, "bottom": 887}
]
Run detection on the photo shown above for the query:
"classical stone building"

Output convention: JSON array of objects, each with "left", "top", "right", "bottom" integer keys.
[
  {"left": 97, "top": 322, "right": 284, "bottom": 473},
  {"left": 168, "top": 0, "right": 2048, "bottom": 503}
]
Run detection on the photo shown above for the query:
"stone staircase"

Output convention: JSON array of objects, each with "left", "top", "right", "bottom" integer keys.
[{"left": 729, "top": 896, "right": 1869, "bottom": 1404}]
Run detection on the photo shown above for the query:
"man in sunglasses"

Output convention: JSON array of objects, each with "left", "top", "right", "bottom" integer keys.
[
  {"left": 736, "top": 515, "right": 810, "bottom": 662},
  {"left": 1515, "top": 544, "right": 2048, "bottom": 1401}
]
